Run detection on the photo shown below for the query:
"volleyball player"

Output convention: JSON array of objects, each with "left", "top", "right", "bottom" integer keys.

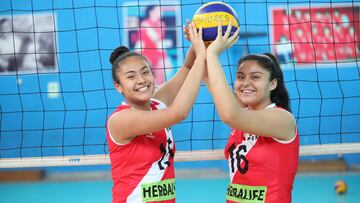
[
  {"left": 106, "top": 22, "right": 206, "bottom": 203},
  {"left": 205, "top": 21, "right": 299, "bottom": 203}
]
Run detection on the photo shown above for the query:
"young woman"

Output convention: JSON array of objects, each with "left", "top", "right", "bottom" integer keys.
[
  {"left": 106, "top": 22, "right": 206, "bottom": 203},
  {"left": 206, "top": 22, "right": 299, "bottom": 203}
]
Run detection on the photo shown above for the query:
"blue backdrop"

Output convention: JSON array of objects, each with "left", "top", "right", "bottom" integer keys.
[{"left": 0, "top": 0, "right": 359, "bottom": 170}]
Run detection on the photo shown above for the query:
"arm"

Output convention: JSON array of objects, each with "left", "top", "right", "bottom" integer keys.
[
  {"left": 206, "top": 22, "right": 295, "bottom": 141},
  {"left": 109, "top": 23, "right": 206, "bottom": 144},
  {"left": 183, "top": 20, "right": 213, "bottom": 98},
  {"left": 153, "top": 45, "right": 196, "bottom": 106},
  {"left": 108, "top": 106, "right": 189, "bottom": 144},
  {"left": 154, "top": 20, "right": 197, "bottom": 106}
]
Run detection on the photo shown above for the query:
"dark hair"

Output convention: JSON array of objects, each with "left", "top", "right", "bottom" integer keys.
[
  {"left": 109, "top": 46, "right": 149, "bottom": 84},
  {"left": 237, "top": 53, "right": 291, "bottom": 112}
]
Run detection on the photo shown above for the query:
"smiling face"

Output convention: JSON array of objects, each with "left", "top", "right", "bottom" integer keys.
[
  {"left": 114, "top": 55, "right": 155, "bottom": 109},
  {"left": 234, "top": 60, "right": 277, "bottom": 110}
]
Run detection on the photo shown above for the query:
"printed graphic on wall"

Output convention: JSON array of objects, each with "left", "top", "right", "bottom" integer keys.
[
  {"left": 123, "top": 2, "right": 180, "bottom": 86},
  {"left": 0, "top": 13, "right": 57, "bottom": 74},
  {"left": 272, "top": 5, "right": 359, "bottom": 65}
]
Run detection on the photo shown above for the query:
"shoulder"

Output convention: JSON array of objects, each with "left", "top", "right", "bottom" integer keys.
[
  {"left": 108, "top": 103, "right": 131, "bottom": 122},
  {"left": 112, "top": 103, "right": 131, "bottom": 114},
  {"left": 269, "top": 105, "right": 297, "bottom": 141},
  {"left": 117, "top": 103, "right": 131, "bottom": 111},
  {"left": 269, "top": 105, "right": 295, "bottom": 121}
]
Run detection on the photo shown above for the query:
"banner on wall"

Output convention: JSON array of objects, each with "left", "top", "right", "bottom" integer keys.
[
  {"left": 0, "top": 13, "right": 57, "bottom": 74},
  {"left": 122, "top": 2, "right": 181, "bottom": 86},
  {"left": 271, "top": 5, "right": 360, "bottom": 65}
]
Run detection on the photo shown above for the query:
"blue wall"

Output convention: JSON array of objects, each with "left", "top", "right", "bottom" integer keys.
[{"left": 0, "top": 0, "right": 359, "bottom": 169}]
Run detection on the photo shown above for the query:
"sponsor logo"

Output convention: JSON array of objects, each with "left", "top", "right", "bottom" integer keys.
[
  {"left": 226, "top": 183, "right": 267, "bottom": 203},
  {"left": 141, "top": 179, "right": 176, "bottom": 202}
]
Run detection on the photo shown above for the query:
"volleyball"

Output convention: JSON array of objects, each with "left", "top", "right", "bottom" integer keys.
[
  {"left": 192, "top": 2, "right": 239, "bottom": 41},
  {"left": 334, "top": 180, "right": 348, "bottom": 194}
]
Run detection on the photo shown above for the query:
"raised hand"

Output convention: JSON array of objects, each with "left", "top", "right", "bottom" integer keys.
[
  {"left": 187, "top": 22, "right": 206, "bottom": 58},
  {"left": 207, "top": 20, "right": 240, "bottom": 56},
  {"left": 183, "top": 19, "right": 191, "bottom": 42}
]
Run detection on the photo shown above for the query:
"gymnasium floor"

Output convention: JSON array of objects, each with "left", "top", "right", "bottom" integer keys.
[{"left": 1, "top": 171, "right": 359, "bottom": 203}]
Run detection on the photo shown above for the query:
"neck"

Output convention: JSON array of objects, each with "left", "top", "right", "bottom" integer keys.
[
  {"left": 248, "top": 101, "right": 273, "bottom": 110},
  {"left": 126, "top": 100, "right": 151, "bottom": 111}
]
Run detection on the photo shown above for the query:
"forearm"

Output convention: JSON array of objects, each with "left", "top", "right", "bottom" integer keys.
[
  {"left": 154, "top": 46, "right": 195, "bottom": 105},
  {"left": 171, "top": 56, "right": 206, "bottom": 118},
  {"left": 206, "top": 53, "right": 238, "bottom": 121},
  {"left": 183, "top": 45, "right": 196, "bottom": 69},
  {"left": 202, "top": 62, "right": 212, "bottom": 93}
]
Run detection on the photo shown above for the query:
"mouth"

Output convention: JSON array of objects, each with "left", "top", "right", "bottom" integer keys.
[
  {"left": 241, "top": 89, "right": 255, "bottom": 94},
  {"left": 135, "top": 85, "right": 151, "bottom": 92}
]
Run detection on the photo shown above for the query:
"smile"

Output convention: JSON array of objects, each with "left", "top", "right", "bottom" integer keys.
[
  {"left": 241, "top": 90, "right": 255, "bottom": 93},
  {"left": 136, "top": 85, "right": 150, "bottom": 92}
]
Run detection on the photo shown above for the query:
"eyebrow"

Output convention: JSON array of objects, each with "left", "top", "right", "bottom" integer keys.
[
  {"left": 236, "top": 71, "right": 264, "bottom": 75},
  {"left": 141, "top": 66, "right": 150, "bottom": 71},
  {"left": 123, "top": 65, "right": 149, "bottom": 75}
]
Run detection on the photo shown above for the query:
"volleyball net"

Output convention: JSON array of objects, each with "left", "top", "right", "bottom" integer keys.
[{"left": 0, "top": 0, "right": 360, "bottom": 168}]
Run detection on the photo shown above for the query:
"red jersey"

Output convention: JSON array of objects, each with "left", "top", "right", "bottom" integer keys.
[
  {"left": 225, "top": 104, "right": 299, "bottom": 203},
  {"left": 106, "top": 99, "right": 176, "bottom": 203}
]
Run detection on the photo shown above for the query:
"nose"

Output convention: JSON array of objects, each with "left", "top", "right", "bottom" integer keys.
[
  {"left": 243, "top": 76, "right": 251, "bottom": 85},
  {"left": 137, "top": 73, "right": 146, "bottom": 84}
]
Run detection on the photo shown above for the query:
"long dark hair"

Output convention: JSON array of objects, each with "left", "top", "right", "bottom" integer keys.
[
  {"left": 237, "top": 53, "right": 291, "bottom": 112},
  {"left": 109, "top": 46, "right": 149, "bottom": 84}
]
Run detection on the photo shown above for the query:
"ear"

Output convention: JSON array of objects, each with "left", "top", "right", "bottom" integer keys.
[
  {"left": 114, "top": 82, "right": 123, "bottom": 94},
  {"left": 270, "top": 79, "right": 277, "bottom": 91}
]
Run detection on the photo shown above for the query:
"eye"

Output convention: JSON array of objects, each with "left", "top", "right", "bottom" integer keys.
[
  {"left": 126, "top": 75, "right": 135, "bottom": 79},
  {"left": 237, "top": 74, "right": 245, "bottom": 80},
  {"left": 251, "top": 75, "right": 261, "bottom": 80},
  {"left": 143, "top": 69, "right": 151, "bottom": 75}
]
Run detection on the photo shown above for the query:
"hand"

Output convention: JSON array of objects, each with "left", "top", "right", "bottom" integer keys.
[
  {"left": 184, "top": 19, "right": 211, "bottom": 47},
  {"left": 183, "top": 19, "right": 191, "bottom": 42},
  {"left": 207, "top": 20, "right": 240, "bottom": 56},
  {"left": 188, "top": 22, "right": 206, "bottom": 58}
]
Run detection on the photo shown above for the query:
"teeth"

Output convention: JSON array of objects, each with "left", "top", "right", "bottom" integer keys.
[
  {"left": 242, "top": 90, "right": 253, "bottom": 93},
  {"left": 137, "top": 86, "right": 148, "bottom": 92}
]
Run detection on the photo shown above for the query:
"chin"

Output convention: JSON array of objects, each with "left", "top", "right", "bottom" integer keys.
[
  {"left": 137, "top": 94, "right": 153, "bottom": 102},
  {"left": 239, "top": 99, "right": 253, "bottom": 106}
]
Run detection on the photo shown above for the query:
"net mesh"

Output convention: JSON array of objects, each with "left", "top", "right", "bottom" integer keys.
[{"left": 0, "top": 0, "right": 359, "bottom": 167}]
